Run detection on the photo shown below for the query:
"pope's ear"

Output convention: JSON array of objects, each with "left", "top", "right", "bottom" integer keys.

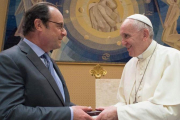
[
  {"left": 34, "top": 19, "right": 43, "bottom": 31},
  {"left": 143, "top": 29, "right": 149, "bottom": 41}
]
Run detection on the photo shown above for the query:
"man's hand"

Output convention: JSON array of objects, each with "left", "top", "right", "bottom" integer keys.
[
  {"left": 95, "top": 106, "right": 118, "bottom": 120},
  {"left": 72, "top": 106, "right": 93, "bottom": 120}
]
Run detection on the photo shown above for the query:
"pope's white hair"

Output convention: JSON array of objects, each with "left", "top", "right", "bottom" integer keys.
[{"left": 131, "top": 19, "right": 154, "bottom": 39}]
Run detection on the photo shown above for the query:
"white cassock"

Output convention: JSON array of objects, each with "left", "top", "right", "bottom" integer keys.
[{"left": 115, "top": 40, "right": 180, "bottom": 120}]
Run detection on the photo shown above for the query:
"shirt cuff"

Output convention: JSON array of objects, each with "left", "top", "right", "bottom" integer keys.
[
  {"left": 114, "top": 102, "right": 126, "bottom": 107},
  {"left": 70, "top": 107, "right": 73, "bottom": 120}
]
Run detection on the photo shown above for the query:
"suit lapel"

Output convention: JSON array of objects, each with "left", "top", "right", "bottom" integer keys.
[{"left": 18, "top": 40, "right": 65, "bottom": 105}]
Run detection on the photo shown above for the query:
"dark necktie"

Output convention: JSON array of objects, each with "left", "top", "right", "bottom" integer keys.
[{"left": 41, "top": 53, "right": 65, "bottom": 101}]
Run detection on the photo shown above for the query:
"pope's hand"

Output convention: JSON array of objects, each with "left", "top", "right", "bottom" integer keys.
[{"left": 95, "top": 106, "right": 118, "bottom": 120}]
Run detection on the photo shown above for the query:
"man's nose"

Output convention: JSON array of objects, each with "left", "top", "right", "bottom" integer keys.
[
  {"left": 121, "top": 39, "right": 127, "bottom": 46},
  {"left": 61, "top": 28, "right": 67, "bottom": 36}
]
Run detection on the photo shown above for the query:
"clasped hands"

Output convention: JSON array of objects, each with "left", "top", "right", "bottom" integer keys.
[
  {"left": 89, "top": 0, "right": 121, "bottom": 32},
  {"left": 72, "top": 105, "right": 118, "bottom": 120}
]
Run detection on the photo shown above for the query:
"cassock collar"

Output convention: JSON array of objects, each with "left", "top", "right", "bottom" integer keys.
[{"left": 137, "top": 40, "right": 157, "bottom": 59}]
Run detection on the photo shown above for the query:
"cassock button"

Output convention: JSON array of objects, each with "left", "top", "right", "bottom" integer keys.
[
  {"left": 139, "top": 86, "right": 143, "bottom": 90},
  {"left": 140, "top": 71, "right": 143, "bottom": 75}
]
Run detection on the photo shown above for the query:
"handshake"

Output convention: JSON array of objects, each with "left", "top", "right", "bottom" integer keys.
[
  {"left": 89, "top": 0, "right": 121, "bottom": 32},
  {"left": 72, "top": 106, "right": 118, "bottom": 120}
]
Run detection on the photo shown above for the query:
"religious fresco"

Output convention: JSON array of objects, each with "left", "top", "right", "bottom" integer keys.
[
  {"left": 161, "top": 0, "right": 180, "bottom": 50},
  {"left": 3, "top": 0, "right": 180, "bottom": 63},
  {"left": 14, "top": 0, "right": 44, "bottom": 37}
]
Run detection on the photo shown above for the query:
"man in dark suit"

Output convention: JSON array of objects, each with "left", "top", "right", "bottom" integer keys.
[{"left": 0, "top": 2, "right": 93, "bottom": 120}]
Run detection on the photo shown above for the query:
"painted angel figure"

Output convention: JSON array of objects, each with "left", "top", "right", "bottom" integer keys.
[
  {"left": 14, "top": 0, "right": 44, "bottom": 37},
  {"left": 162, "top": 0, "right": 180, "bottom": 50}
]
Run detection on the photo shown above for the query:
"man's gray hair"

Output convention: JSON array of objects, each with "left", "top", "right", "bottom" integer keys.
[{"left": 131, "top": 19, "right": 154, "bottom": 39}]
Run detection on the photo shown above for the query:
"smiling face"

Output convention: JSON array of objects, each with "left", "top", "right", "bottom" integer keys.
[
  {"left": 40, "top": 6, "right": 67, "bottom": 52},
  {"left": 120, "top": 19, "right": 149, "bottom": 57}
]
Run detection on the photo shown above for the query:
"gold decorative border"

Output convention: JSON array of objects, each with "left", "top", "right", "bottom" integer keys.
[
  {"left": 0, "top": 0, "right": 9, "bottom": 51},
  {"left": 56, "top": 61, "right": 126, "bottom": 66}
]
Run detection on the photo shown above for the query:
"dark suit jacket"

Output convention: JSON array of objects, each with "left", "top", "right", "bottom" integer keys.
[{"left": 0, "top": 40, "right": 74, "bottom": 120}]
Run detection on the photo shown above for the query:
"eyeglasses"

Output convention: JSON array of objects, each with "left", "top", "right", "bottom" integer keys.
[{"left": 48, "top": 20, "right": 64, "bottom": 31}]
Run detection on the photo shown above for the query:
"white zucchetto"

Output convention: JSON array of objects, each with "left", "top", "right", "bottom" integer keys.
[{"left": 127, "top": 14, "right": 153, "bottom": 28}]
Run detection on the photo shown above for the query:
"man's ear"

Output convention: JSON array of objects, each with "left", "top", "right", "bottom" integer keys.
[
  {"left": 34, "top": 19, "right": 43, "bottom": 31},
  {"left": 143, "top": 29, "right": 149, "bottom": 41}
]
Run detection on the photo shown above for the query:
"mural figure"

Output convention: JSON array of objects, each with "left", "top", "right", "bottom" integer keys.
[
  {"left": 5, "top": 0, "right": 180, "bottom": 62},
  {"left": 162, "top": 0, "right": 180, "bottom": 50},
  {"left": 89, "top": 0, "right": 121, "bottom": 32},
  {"left": 14, "top": 0, "right": 44, "bottom": 37},
  {"left": 144, "top": 0, "right": 152, "bottom": 3}
]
